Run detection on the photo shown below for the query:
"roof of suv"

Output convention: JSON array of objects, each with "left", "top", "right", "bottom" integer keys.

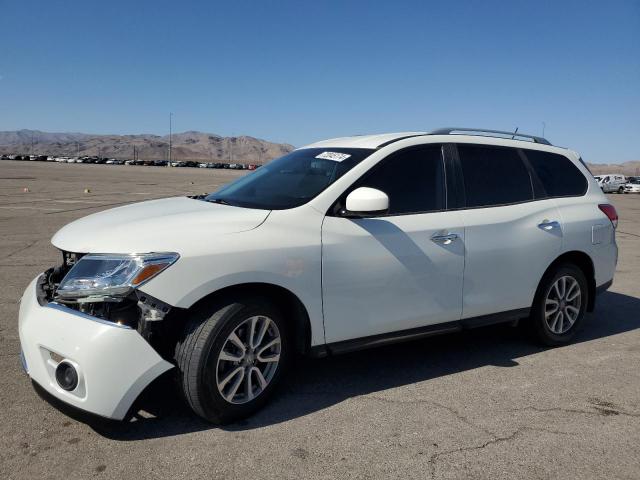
[
  {"left": 302, "top": 128, "right": 558, "bottom": 150},
  {"left": 303, "top": 132, "right": 427, "bottom": 149}
]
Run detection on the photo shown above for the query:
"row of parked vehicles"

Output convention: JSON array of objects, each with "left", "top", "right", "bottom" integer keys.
[
  {"left": 594, "top": 174, "right": 640, "bottom": 194},
  {"left": 0, "top": 154, "right": 260, "bottom": 170}
]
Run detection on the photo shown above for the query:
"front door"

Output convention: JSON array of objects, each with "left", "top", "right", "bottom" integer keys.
[{"left": 321, "top": 145, "right": 465, "bottom": 343}]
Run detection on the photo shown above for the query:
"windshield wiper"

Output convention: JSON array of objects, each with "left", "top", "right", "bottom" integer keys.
[{"left": 206, "top": 197, "right": 234, "bottom": 206}]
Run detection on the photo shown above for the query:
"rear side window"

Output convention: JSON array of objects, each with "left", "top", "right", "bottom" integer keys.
[
  {"left": 457, "top": 144, "right": 533, "bottom": 208},
  {"left": 355, "top": 145, "right": 445, "bottom": 215},
  {"left": 525, "top": 150, "right": 587, "bottom": 197}
]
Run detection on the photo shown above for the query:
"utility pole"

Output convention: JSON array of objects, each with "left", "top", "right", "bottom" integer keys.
[
  {"left": 76, "top": 142, "right": 80, "bottom": 158},
  {"left": 168, "top": 112, "right": 173, "bottom": 166}
]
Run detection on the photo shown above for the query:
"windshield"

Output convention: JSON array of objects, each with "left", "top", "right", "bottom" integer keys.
[{"left": 205, "top": 147, "right": 374, "bottom": 209}]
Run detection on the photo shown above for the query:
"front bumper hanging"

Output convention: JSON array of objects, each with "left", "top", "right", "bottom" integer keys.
[{"left": 18, "top": 275, "right": 174, "bottom": 420}]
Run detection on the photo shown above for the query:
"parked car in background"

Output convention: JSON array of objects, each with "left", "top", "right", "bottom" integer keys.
[
  {"left": 598, "top": 174, "right": 627, "bottom": 193},
  {"left": 623, "top": 177, "right": 640, "bottom": 194},
  {"left": 19, "top": 128, "right": 617, "bottom": 424}
]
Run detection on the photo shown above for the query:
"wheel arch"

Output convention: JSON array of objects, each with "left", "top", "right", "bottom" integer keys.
[
  {"left": 187, "top": 282, "right": 313, "bottom": 355},
  {"left": 538, "top": 250, "right": 596, "bottom": 312}
]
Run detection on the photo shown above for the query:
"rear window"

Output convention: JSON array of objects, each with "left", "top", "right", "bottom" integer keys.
[
  {"left": 524, "top": 150, "right": 587, "bottom": 197},
  {"left": 458, "top": 144, "right": 533, "bottom": 208}
]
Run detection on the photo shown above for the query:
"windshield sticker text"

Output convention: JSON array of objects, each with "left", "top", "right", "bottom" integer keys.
[{"left": 315, "top": 151, "right": 351, "bottom": 162}]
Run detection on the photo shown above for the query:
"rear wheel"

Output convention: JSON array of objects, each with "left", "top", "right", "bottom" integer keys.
[
  {"left": 529, "top": 264, "right": 588, "bottom": 346},
  {"left": 175, "top": 296, "right": 289, "bottom": 424}
]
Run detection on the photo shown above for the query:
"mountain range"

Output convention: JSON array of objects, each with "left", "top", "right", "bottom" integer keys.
[
  {"left": 1, "top": 130, "right": 637, "bottom": 173},
  {"left": 0, "top": 129, "right": 294, "bottom": 164}
]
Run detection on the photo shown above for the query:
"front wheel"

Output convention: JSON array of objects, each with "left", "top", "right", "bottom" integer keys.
[
  {"left": 529, "top": 264, "right": 588, "bottom": 346},
  {"left": 174, "top": 296, "right": 289, "bottom": 424},
  {"left": 618, "top": 186, "right": 624, "bottom": 193}
]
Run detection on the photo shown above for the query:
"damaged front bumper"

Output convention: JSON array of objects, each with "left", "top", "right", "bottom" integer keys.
[{"left": 18, "top": 275, "right": 174, "bottom": 420}]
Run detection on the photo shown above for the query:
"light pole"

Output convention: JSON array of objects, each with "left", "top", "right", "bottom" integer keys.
[
  {"left": 168, "top": 112, "right": 173, "bottom": 166},
  {"left": 542, "top": 122, "right": 546, "bottom": 138}
]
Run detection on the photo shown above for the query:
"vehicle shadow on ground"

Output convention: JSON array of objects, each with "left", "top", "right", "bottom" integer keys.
[{"left": 38, "top": 290, "right": 640, "bottom": 441}]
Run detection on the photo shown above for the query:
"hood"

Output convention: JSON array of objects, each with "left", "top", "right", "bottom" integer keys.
[{"left": 51, "top": 197, "right": 270, "bottom": 253}]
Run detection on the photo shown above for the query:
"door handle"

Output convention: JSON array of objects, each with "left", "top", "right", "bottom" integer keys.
[
  {"left": 538, "top": 220, "right": 561, "bottom": 231},
  {"left": 431, "top": 232, "right": 459, "bottom": 245}
]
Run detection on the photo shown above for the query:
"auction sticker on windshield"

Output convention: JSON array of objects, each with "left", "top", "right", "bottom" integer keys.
[{"left": 315, "top": 151, "right": 351, "bottom": 162}]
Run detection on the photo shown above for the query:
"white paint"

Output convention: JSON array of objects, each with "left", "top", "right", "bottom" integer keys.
[{"left": 345, "top": 187, "right": 389, "bottom": 213}]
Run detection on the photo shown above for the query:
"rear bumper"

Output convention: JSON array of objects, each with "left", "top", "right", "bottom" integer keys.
[{"left": 18, "top": 276, "right": 173, "bottom": 420}]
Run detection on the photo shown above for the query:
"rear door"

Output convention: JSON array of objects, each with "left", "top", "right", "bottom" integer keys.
[
  {"left": 454, "top": 144, "right": 563, "bottom": 319},
  {"left": 321, "top": 145, "right": 465, "bottom": 343}
]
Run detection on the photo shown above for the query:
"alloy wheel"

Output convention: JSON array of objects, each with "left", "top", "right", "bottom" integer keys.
[
  {"left": 215, "top": 315, "right": 281, "bottom": 404},
  {"left": 544, "top": 275, "right": 582, "bottom": 334}
]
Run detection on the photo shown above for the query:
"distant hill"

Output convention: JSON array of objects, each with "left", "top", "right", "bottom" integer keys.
[
  {"left": 0, "top": 129, "right": 294, "bottom": 164},
  {"left": 588, "top": 161, "right": 640, "bottom": 177}
]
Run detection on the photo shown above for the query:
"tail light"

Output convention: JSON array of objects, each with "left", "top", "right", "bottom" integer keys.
[{"left": 598, "top": 204, "right": 618, "bottom": 228}]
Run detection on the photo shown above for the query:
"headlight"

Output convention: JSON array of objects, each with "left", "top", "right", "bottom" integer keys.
[{"left": 56, "top": 252, "right": 179, "bottom": 301}]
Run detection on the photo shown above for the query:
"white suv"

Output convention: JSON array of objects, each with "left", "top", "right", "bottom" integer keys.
[
  {"left": 597, "top": 174, "right": 627, "bottom": 193},
  {"left": 19, "top": 128, "right": 618, "bottom": 424}
]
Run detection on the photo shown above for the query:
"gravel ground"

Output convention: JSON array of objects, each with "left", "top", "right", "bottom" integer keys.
[{"left": 1, "top": 160, "right": 639, "bottom": 479}]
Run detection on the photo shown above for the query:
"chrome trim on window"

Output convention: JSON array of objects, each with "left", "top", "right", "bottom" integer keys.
[{"left": 45, "top": 302, "right": 133, "bottom": 330}]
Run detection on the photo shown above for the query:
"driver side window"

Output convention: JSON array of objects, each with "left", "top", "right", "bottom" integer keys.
[{"left": 352, "top": 145, "right": 445, "bottom": 216}]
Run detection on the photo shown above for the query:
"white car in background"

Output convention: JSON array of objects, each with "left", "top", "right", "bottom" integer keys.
[
  {"left": 623, "top": 177, "right": 640, "bottom": 193},
  {"left": 19, "top": 128, "right": 618, "bottom": 424},
  {"left": 597, "top": 173, "right": 627, "bottom": 193}
]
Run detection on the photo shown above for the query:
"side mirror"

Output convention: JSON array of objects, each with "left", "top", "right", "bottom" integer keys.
[{"left": 343, "top": 187, "right": 389, "bottom": 217}]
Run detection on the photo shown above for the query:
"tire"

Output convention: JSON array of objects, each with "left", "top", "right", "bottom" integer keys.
[
  {"left": 618, "top": 186, "right": 624, "bottom": 194},
  {"left": 529, "top": 264, "right": 589, "bottom": 346},
  {"left": 174, "top": 296, "right": 289, "bottom": 424}
]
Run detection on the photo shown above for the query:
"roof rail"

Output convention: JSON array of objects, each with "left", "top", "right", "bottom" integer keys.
[{"left": 429, "top": 128, "right": 551, "bottom": 146}]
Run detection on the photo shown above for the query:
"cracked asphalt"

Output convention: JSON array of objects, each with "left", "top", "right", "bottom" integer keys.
[{"left": 1, "top": 161, "right": 639, "bottom": 479}]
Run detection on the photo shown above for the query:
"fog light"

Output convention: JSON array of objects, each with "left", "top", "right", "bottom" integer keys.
[{"left": 55, "top": 361, "right": 78, "bottom": 391}]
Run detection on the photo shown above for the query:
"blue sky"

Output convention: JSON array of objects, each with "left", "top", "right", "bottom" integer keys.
[{"left": 1, "top": 0, "right": 638, "bottom": 163}]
